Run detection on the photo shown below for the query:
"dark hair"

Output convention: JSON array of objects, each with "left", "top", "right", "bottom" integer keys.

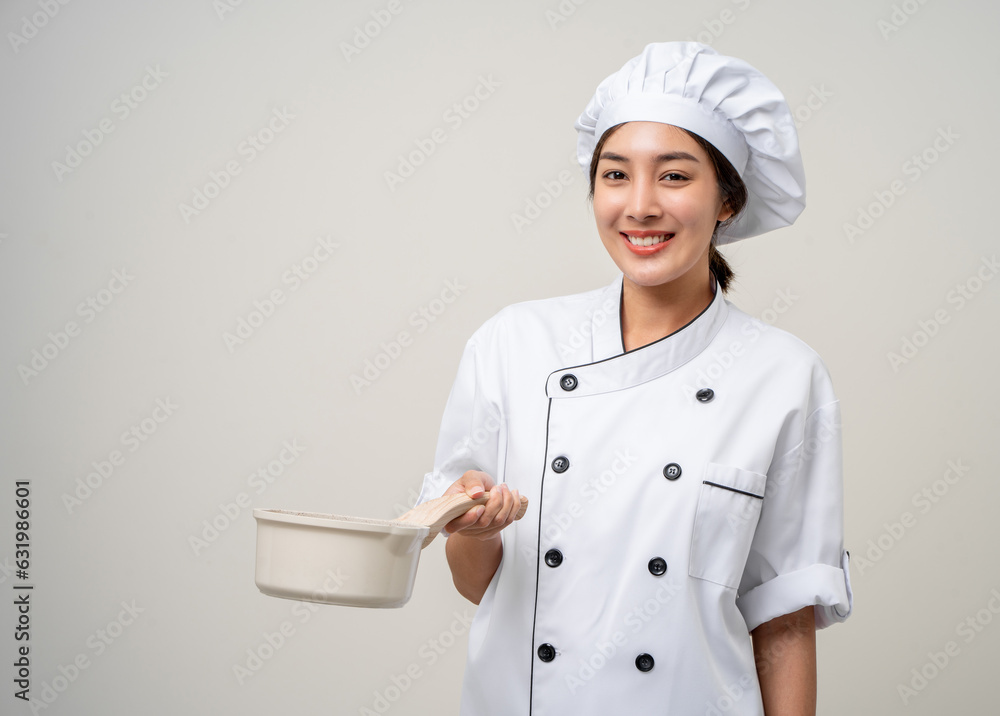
[{"left": 587, "top": 124, "right": 748, "bottom": 293}]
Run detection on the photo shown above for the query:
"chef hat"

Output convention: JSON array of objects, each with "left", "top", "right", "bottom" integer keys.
[{"left": 574, "top": 42, "right": 805, "bottom": 243}]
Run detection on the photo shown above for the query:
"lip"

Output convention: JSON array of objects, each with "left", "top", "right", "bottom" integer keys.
[
  {"left": 622, "top": 230, "right": 670, "bottom": 238},
  {"left": 620, "top": 231, "right": 673, "bottom": 256}
]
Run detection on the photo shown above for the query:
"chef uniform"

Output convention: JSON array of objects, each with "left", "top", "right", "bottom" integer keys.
[{"left": 416, "top": 42, "right": 853, "bottom": 715}]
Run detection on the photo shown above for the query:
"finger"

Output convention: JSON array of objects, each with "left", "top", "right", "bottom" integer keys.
[
  {"left": 474, "top": 485, "right": 506, "bottom": 527},
  {"left": 490, "top": 483, "right": 510, "bottom": 519},
  {"left": 444, "top": 472, "right": 480, "bottom": 498},
  {"left": 445, "top": 508, "right": 484, "bottom": 534},
  {"left": 444, "top": 505, "right": 486, "bottom": 534},
  {"left": 502, "top": 488, "right": 520, "bottom": 525},
  {"left": 460, "top": 470, "right": 493, "bottom": 499},
  {"left": 477, "top": 471, "right": 497, "bottom": 491},
  {"left": 481, "top": 485, "right": 516, "bottom": 534},
  {"left": 498, "top": 486, "right": 519, "bottom": 526}
]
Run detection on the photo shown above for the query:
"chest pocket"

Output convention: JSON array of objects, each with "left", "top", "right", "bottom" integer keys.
[{"left": 688, "top": 463, "right": 767, "bottom": 589}]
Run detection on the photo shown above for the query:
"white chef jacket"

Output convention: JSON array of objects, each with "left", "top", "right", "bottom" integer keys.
[{"left": 417, "top": 274, "right": 853, "bottom": 715}]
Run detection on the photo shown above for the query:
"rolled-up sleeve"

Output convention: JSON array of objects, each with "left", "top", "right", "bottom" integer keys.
[{"left": 736, "top": 398, "right": 854, "bottom": 631}]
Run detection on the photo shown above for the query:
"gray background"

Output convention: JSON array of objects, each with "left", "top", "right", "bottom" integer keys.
[{"left": 1, "top": 0, "right": 997, "bottom": 714}]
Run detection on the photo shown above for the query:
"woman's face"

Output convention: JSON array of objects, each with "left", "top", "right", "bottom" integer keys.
[{"left": 593, "top": 122, "right": 732, "bottom": 291}]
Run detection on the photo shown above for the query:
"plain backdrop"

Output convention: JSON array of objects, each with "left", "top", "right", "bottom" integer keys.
[{"left": 1, "top": 0, "right": 998, "bottom": 714}]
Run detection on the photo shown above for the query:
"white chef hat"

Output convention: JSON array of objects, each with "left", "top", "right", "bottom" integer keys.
[{"left": 574, "top": 42, "right": 805, "bottom": 244}]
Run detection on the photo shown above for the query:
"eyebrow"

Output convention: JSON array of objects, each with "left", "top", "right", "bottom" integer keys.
[{"left": 599, "top": 151, "right": 700, "bottom": 164}]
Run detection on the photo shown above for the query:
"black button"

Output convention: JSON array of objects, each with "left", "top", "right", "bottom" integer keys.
[
  {"left": 696, "top": 388, "right": 715, "bottom": 403},
  {"left": 537, "top": 643, "right": 556, "bottom": 662},
  {"left": 648, "top": 557, "right": 667, "bottom": 576},
  {"left": 663, "top": 463, "right": 682, "bottom": 480},
  {"left": 551, "top": 456, "right": 570, "bottom": 473},
  {"left": 635, "top": 653, "right": 655, "bottom": 672},
  {"left": 559, "top": 374, "right": 578, "bottom": 391},
  {"left": 545, "top": 549, "right": 563, "bottom": 567}
]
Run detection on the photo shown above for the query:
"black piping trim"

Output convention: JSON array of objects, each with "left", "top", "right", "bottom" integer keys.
[
  {"left": 702, "top": 480, "right": 763, "bottom": 499},
  {"left": 620, "top": 288, "right": 715, "bottom": 355},
  {"left": 618, "top": 280, "right": 626, "bottom": 355},
  {"left": 528, "top": 397, "right": 553, "bottom": 713},
  {"left": 546, "top": 283, "right": 720, "bottom": 397}
]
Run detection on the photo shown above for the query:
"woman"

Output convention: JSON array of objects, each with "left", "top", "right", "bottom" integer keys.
[{"left": 416, "top": 42, "right": 853, "bottom": 715}]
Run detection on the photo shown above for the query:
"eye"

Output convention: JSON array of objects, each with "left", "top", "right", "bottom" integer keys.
[
  {"left": 661, "top": 172, "right": 688, "bottom": 182},
  {"left": 602, "top": 170, "right": 627, "bottom": 181}
]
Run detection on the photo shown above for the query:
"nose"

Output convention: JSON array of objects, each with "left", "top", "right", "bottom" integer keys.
[{"left": 626, "top": 176, "right": 662, "bottom": 222}]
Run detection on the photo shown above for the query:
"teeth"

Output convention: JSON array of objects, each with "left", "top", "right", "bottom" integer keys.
[{"left": 626, "top": 234, "right": 670, "bottom": 247}]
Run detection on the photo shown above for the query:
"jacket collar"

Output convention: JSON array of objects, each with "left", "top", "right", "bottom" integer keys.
[{"left": 546, "top": 274, "right": 729, "bottom": 397}]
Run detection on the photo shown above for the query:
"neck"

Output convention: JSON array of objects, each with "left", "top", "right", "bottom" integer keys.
[{"left": 620, "top": 268, "right": 715, "bottom": 352}]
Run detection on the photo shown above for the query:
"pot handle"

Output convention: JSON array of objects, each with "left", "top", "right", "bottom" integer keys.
[{"left": 396, "top": 491, "right": 529, "bottom": 549}]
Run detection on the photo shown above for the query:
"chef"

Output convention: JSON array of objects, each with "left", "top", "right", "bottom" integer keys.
[{"left": 416, "top": 42, "right": 853, "bottom": 715}]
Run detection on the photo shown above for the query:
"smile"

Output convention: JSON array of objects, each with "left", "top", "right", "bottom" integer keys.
[{"left": 624, "top": 233, "right": 673, "bottom": 247}]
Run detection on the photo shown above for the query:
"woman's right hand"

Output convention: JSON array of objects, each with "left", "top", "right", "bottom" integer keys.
[{"left": 442, "top": 470, "right": 522, "bottom": 541}]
